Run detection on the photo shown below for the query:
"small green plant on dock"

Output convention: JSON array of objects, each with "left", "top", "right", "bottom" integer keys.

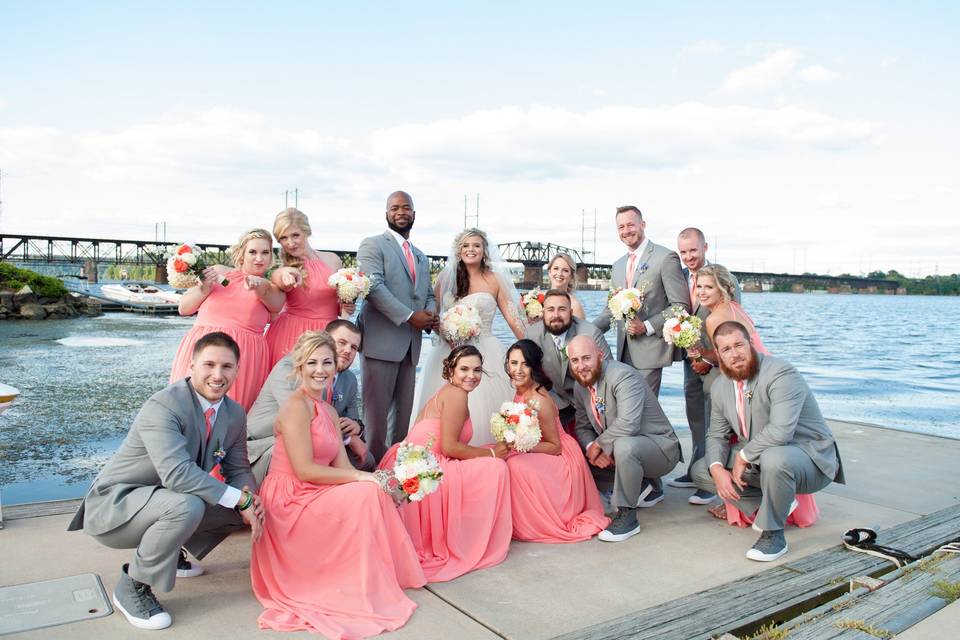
[
  {"left": 743, "top": 623, "right": 791, "bottom": 640},
  {"left": 833, "top": 619, "right": 892, "bottom": 638},
  {"left": 0, "top": 262, "right": 68, "bottom": 297},
  {"left": 901, "top": 554, "right": 944, "bottom": 577},
  {"left": 931, "top": 578, "right": 960, "bottom": 602}
]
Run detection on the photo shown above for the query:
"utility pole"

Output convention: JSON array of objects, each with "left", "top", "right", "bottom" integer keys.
[
  {"left": 284, "top": 189, "right": 300, "bottom": 209},
  {"left": 464, "top": 194, "right": 479, "bottom": 228},
  {"left": 580, "top": 208, "right": 597, "bottom": 263}
]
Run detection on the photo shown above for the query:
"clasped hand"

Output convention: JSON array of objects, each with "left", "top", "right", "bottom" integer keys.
[
  {"left": 710, "top": 457, "right": 748, "bottom": 502},
  {"left": 238, "top": 485, "right": 265, "bottom": 543},
  {"left": 409, "top": 310, "right": 439, "bottom": 331},
  {"left": 625, "top": 318, "right": 646, "bottom": 336},
  {"left": 586, "top": 442, "right": 614, "bottom": 468}
]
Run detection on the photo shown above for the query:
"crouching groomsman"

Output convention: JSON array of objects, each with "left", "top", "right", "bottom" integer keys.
[
  {"left": 67, "top": 332, "right": 263, "bottom": 630},
  {"left": 524, "top": 289, "right": 612, "bottom": 433},
  {"left": 692, "top": 321, "right": 844, "bottom": 562},
  {"left": 567, "top": 335, "right": 681, "bottom": 542},
  {"left": 247, "top": 320, "right": 375, "bottom": 486}
]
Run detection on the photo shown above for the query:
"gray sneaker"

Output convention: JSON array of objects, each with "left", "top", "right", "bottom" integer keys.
[
  {"left": 113, "top": 564, "right": 172, "bottom": 630},
  {"left": 598, "top": 508, "right": 641, "bottom": 542},
  {"left": 688, "top": 489, "right": 716, "bottom": 505},
  {"left": 746, "top": 529, "right": 788, "bottom": 562}
]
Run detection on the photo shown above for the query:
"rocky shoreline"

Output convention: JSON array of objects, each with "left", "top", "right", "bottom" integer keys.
[{"left": 0, "top": 285, "right": 103, "bottom": 320}]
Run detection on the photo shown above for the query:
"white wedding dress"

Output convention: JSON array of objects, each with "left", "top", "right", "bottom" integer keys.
[{"left": 412, "top": 292, "right": 516, "bottom": 446}]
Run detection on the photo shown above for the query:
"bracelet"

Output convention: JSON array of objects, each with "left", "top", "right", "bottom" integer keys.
[
  {"left": 489, "top": 448, "right": 495, "bottom": 458},
  {"left": 236, "top": 490, "right": 254, "bottom": 511}
]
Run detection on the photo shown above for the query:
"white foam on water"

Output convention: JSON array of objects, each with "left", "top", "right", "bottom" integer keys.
[{"left": 56, "top": 336, "right": 145, "bottom": 348}]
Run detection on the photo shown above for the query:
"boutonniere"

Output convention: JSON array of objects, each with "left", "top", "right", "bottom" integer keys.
[
  {"left": 213, "top": 441, "right": 226, "bottom": 465},
  {"left": 559, "top": 344, "right": 568, "bottom": 360},
  {"left": 594, "top": 398, "right": 606, "bottom": 415},
  {"left": 637, "top": 262, "right": 649, "bottom": 276},
  {"left": 333, "top": 392, "right": 343, "bottom": 404},
  {"left": 744, "top": 389, "right": 753, "bottom": 401}
]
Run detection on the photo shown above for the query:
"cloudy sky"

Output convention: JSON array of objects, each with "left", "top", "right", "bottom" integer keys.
[{"left": 1, "top": 2, "right": 957, "bottom": 275}]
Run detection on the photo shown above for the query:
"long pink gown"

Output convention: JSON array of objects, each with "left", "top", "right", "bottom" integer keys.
[
  {"left": 265, "top": 258, "right": 340, "bottom": 365},
  {"left": 169, "top": 270, "right": 272, "bottom": 411},
  {"left": 251, "top": 401, "right": 426, "bottom": 638},
  {"left": 506, "top": 394, "right": 610, "bottom": 542},
  {"left": 723, "top": 301, "right": 819, "bottom": 529},
  {"left": 378, "top": 415, "right": 512, "bottom": 583}
]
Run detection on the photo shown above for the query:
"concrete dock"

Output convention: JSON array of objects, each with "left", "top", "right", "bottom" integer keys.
[{"left": 2, "top": 419, "right": 959, "bottom": 639}]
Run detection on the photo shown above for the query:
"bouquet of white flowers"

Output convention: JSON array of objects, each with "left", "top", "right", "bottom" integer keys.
[
  {"left": 662, "top": 304, "right": 703, "bottom": 350},
  {"left": 439, "top": 303, "right": 482, "bottom": 346},
  {"left": 607, "top": 285, "right": 647, "bottom": 322},
  {"left": 520, "top": 288, "right": 546, "bottom": 320},
  {"left": 490, "top": 400, "right": 542, "bottom": 453},
  {"left": 375, "top": 440, "right": 443, "bottom": 503},
  {"left": 166, "top": 244, "right": 229, "bottom": 289},
  {"left": 327, "top": 268, "right": 371, "bottom": 303}
]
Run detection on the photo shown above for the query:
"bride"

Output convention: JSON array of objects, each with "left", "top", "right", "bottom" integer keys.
[{"left": 413, "top": 228, "right": 526, "bottom": 445}]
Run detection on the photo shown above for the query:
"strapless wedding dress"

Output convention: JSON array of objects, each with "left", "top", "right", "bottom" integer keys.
[{"left": 412, "top": 292, "right": 516, "bottom": 445}]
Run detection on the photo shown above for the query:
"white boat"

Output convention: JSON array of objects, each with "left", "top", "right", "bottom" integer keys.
[
  {"left": 0, "top": 383, "right": 19, "bottom": 414},
  {"left": 100, "top": 283, "right": 182, "bottom": 305}
]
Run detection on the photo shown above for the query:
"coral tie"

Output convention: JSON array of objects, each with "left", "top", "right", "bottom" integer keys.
[
  {"left": 735, "top": 380, "right": 747, "bottom": 438},
  {"left": 588, "top": 385, "right": 604, "bottom": 432},
  {"left": 625, "top": 253, "right": 637, "bottom": 288},
  {"left": 689, "top": 271, "right": 698, "bottom": 308},
  {"left": 403, "top": 241, "right": 417, "bottom": 285},
  {"left": 204, "top": 407, "right": 215, "bottom": 442}
]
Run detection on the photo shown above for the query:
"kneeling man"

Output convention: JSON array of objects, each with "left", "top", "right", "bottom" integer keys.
[
  {"left": 68, "top": 332, "right": 263, "bottom": 629},
  {"left": 567, "top": 335, "right": 681, "bottom": 542},
  {"left": 692, "top": 321, "right": 844, "bottom": 562}
]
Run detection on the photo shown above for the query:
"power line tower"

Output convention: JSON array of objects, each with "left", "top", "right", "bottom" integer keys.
[
  {"left": 464, "top": 194, "right": 479, "bottom": 228},
  {"left": 580, "top": 208, "right": 597, "bottom": 263},
  {"left": 0, "top": 167, "right": 5, "bottom": 231},
  {"left": 284, "top": 188, "right": 300, "bottom": 209}
]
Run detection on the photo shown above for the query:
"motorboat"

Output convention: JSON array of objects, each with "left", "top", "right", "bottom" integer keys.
[
  {"left": 0, "top": 383, "right": 19, "bottom": 415},
  {"left": 100, "top": 282, "right": 183, "bottom": 305}
]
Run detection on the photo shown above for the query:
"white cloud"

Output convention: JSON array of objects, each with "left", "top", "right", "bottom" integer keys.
[
  {"left": 799, "top": 65, "right": 840, "bottom": 83},
  {"left": 721, "top": 49, "right": 800, "bottom": 91},
  {"left": 0, "top": 97, "right": 7, "bottom": 109},
  {"left": 815, "top": 192, "right": 854, "bottom": 209},
  {"left": 880, "top": 56, "right": 898, "bottom": 68},
  {"left": 681, "top": 40, "right": 725, "bottom": 56}
]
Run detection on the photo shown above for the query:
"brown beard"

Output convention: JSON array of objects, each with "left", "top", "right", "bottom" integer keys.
[
  {"left": 573, "top": 364, "right": 602, "bottom": 387},
  {"left": 545, "top": 316, "right": 572, "bottom": 336},
  {"left": 719, "top": 347, "right": 760, "bottom": 381}
]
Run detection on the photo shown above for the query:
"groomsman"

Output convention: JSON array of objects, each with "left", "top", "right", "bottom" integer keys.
[
  {"left": 524, "top": 289, "right": 612, "bottom": 430},
  {"left": 691, "top": 321, "right": 844, "bottom": 562},
  {"left": 593, "top": 205, "right": 690, "bottom": 396},
  {"left": 567, "top": 335, "right": 681, "bottom": 542},
  {"left": 246, "top": 322, "right": 375, "bottom": 486},
  {"left": 357, "top": 191, "right": 437, "bottom": 460},
  {"left": 669, "top": 227, "right": 741, "bottom": 505},
  {"left": 68, "top": 332, "right": 262, "bottom": 630}
]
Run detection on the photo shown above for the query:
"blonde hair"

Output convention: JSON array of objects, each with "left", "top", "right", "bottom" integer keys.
[
  {"left": 229, "top": 228, "right": 273, "bottom": 270},
  {"left": 547, "top": 253, "right": 578, "bottom": 292},
  {"left": 289, "top": 330, "right": 336, "bottom": 383},
  {"left": 452, "top": 228, "right": 491, "bottom": 300},
  {"left": 273, "top": 207, "right": 313, "bottom": 283},
  {"left": 698, "top": 264, "right": 736, "bottom": 302}
]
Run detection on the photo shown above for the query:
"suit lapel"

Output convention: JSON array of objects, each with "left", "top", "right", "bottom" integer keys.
[
  {"left": 207, "top": 406, "right": 229, "bottom": 468},
  {"left": 383, "top": 231, "right": 415, "bottom": 282},
  {"left": 183, "top": 380, "right": 207, "bottom": 464},
  {"left": 632, "top": 243, "right": 654, "bottom": 288}
]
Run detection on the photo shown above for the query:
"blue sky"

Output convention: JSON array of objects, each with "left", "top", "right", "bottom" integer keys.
[{"left": 1, "top": 2, "right": 957, "bottom": 275}]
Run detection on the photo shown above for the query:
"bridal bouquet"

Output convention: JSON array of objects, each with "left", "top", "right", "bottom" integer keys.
[
  {"left": 375, "top": 440, "right": 444, "bottom": 503},
  {"left": 166, "top": 244, "right": 229, "bottom": 289},
  {"left": 490, "top": 400, "right": 542, "bottom": 453},
  {"left": 520, "top": 287, "right": 546, "bottom": 320},
  {"left": 607, "top": 285, "right": 647, "bottom": 322},
  {"left": 439, "top": 303, "right": 482, "bottom": 346},
  {"left": 662, "top": 305, "right": 703, "bottom": 350},
  {"left": 327, "top": 268, "right": 371, "bottom": 303}
]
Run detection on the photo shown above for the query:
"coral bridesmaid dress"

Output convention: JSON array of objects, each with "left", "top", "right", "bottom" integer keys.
[
  {"left": 251, "top": 400, "right": 426, "bottom": 638},
  {"left": 506, "top": 395, "right": 609, "bottom": 542},
  {"left": 265, "top": 258, "right": 340, "bottom": 365},
  {"left": 378, "top": 416, "right": 512, "bottom": 583},
  {"left": 169, "top": 270, "right": 272, "bottom": 410}
]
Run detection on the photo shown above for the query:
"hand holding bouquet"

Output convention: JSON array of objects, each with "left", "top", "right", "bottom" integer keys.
[
  {"left": 439, "top": 303, "right": 482, "bottom": 347},
  {"left": 327, "top": 268, "right": 371, "bottom": 304},
  {"left": 607, "top": 285, "right": 647, "bottom": 322},
  {"left": 374, "top": 440, "right": 444, "bottom": 503},
  {"left": 166, "top": 244, "right": 229, "bottom": 290},
  {"left": 520, "top": 287, "right": 546, "bottom": 320},
  {"left": 662, "top": 304, "right": 704, "bottom": 350},
  {"left": 490, "top": 400, "right": 542, "bottom": 453}
]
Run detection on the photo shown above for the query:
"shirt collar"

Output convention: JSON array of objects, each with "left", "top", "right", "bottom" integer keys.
[
  {"left": 193, "top": 389, "right": 224, "bottom": 422},
  {"left": 628, "top": 238, "right": 650, "bottom": 260},
  {"left": 386, "top": 228, "right": 411, "bottom": 249}
]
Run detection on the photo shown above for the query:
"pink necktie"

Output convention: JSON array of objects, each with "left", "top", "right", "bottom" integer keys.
[
  {"left": 735, "top": 380, "right": 747, "bottom": 438},
  {"left": 689, "top": 271, "right": 698, "bottom": 308},
  {"left": 203, "top": 407, "right": 215, "bottom": 442},
  {"left": 589, "top": 385, "right": 604, "bottom": 432},
  {"left": 402, "top": 241, "right": 417, "bottom": 285},
  {"left": 625, "top": 253, "right": 637, "bottom": 288}
]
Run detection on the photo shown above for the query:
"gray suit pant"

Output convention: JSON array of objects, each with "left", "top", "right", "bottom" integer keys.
[
  {"left": 250, "top": 449, "right": 274, "bottom": 489},
  {"left": 620, "top": 348, "right": 663, "bottom": 397},
  {"left": 691, "top": 445, "right": 832, "bottom": 531},
  {"left": 91, "top": 489, "right": 243, "bottom": 592},
  {"left": 592, "top": 435, "right": 675, "bottom": 509},
  {"left": 682, "top": 358, "right": 708, "bottom": 474},
  {"left": 362, "top": 347, "right": 416, "bottom": 462}
]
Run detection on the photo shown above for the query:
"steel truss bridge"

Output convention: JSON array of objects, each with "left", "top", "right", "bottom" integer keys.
[{"left": 2, "top": 233, "right": 900, "bottom": 293}]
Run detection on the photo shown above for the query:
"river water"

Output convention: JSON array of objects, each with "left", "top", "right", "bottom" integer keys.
[{"left": 1, "top": 291, "right": 958, "bottom": 505}]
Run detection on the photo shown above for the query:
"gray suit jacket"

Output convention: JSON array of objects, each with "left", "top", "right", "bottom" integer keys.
[
  {"left": 68, "top": 379, "right": 254, "bottom": 535},
  {"left": 572, "top": 360, "right": 681, "bottom": 463},
  {"left": 247, "top": 358, "right": 374, "bottom": 473},
  {"left": 357, "top": 231, "right": 435, "bottom": 362},
  {"left": 706, "top": 354, "right": 845, "bottom": 483},
  {"left": 525, "top": 318, "right": 612, "bottom": 412},
  {"left": 594, "top": 241, "right": 690, "bottom": 369}
]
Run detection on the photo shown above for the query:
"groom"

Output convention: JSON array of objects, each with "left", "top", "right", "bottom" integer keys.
[{"left": 357, "top": 190, "right": 437, "bottom": 461}]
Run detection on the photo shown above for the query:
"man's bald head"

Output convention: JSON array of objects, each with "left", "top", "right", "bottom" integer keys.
[{"left": 567, "top": 335, "right": 604, "bottom": 387}]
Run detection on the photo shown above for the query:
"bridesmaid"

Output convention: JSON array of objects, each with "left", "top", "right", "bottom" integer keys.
[
  {"left": 503, "top": 340, "right": 609, "bottom": 542},
  {"left": 547, "top": 253, "right": 585, "bottom": 319},
  {"left": 251, "top": 331, "right": 426, "bottom": 638},
  {"left": 169, "top": 229, "right": 284, "bottom": 410},
  {"left": 265, "top": 208, "right": 354, "bottom": 365},
  {"left": 696, "top": 264, "right": 819, "bottom": 528},
  {"left": 380, "top": 345, "right": 513, "bottom": 583}
]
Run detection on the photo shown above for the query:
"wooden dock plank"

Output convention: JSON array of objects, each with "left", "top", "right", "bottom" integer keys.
[
  {"left": 1, "top": 498, "right": 82, "bottom": 521},
  {"left": 551, "top": 504, "right": 960, "bottom": 640}
]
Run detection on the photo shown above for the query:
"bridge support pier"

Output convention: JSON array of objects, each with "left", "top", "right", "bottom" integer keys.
[
  {"left": 155, "top": 261, "right": 167, "bottom": 285},
  {"left": 576, "top": 264, "right": 589, "bottom": 288},
  {"left": 82, "top": 260, "right": 98, "bottom": 284},
  {"left": 523, "top": 264, "right": 543, "bottom": 289}
]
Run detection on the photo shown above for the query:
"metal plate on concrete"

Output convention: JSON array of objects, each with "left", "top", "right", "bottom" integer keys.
[{"left": 0, "top": 573, "right": 112, "bottom": 635}]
